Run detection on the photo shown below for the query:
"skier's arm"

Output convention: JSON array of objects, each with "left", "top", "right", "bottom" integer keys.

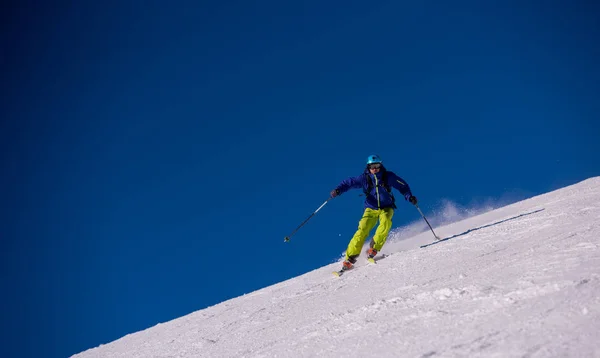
[
  {"left": 388, "top": 172, "right": 413, "bottom": 201},
  {"left": 334, "top": 175, "right": 364, "bottom": 195}
]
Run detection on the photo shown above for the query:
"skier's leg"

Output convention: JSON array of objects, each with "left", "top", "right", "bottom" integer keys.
[
  {"left": 345, "top": 208, "right": 378, "bottom": 262},
  {"left": 371, "top": 208, "right": 394, "bottom": 251}
]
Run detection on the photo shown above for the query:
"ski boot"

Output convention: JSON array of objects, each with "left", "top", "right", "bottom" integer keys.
[
  {"left": 333, "top": 257, "right": 356, "bottom": 277},
  {"left": 343, "top": 256, "right": 357, "bottom": 270},
  {"left": 366, "top": 248, "right": 378, "bottom": 263},
  {"left": 342, "top": 260, "right": 354, "bottom": 270}
]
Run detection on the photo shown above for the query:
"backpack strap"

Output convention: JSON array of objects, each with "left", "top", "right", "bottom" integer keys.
[
  {"left": 381, "top": 171, "right": 396, "bottom": 207},
  {"left": 364, "top": 173, "right": 373, "bottom": 196}
]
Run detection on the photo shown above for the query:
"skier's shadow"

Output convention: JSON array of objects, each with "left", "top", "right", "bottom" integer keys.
[{"left": 420, "top": 208, "right": 546, "bottom": 248}]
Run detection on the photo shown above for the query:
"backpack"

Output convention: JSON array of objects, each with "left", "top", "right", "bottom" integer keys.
[{"left": 364, "top": 171, "right": 396, "bottom": 208}]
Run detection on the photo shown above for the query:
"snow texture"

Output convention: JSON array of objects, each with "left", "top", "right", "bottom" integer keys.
[{"left": 74, "top": 177, "right": 600, "bottom": 358}]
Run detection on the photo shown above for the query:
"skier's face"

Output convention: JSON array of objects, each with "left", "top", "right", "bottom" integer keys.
[{"left": 368, "top": 164, "right": 381, "bottom": 173}]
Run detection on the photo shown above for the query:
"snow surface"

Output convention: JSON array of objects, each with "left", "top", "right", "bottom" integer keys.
[{"left": 74, "top": 177, "right": 600, "bottom": 358}]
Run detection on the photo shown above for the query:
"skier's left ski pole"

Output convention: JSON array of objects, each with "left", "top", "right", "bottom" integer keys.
[
  {"left": 284, "top": 198, "right": 332, "bottom": 242},
  {"left": 415, "top": 204, "right": 442, "bottom": 241}
]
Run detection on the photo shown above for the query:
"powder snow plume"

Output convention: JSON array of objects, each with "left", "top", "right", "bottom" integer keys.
[{"left": 383, "top": 198, "right": 498, "bottom": 254}]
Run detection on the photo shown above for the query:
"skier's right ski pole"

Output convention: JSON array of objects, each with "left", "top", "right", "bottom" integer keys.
[
  {"left": 415, "top": 204, "right": 441, "bottom": 241},
  {"left": 284, "top": 198, "right": 332, "bottom": 242}
]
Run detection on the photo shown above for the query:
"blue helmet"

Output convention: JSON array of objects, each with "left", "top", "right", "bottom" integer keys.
[{"left": 366, "top": 154, "right": 382, "bottom": 165}]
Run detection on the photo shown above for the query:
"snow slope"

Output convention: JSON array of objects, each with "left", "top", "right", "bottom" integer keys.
[{"left": 74, "top": 177, "right": 600, "bottom": 358}]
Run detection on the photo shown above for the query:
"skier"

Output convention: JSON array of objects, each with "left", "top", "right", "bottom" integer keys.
[{"left": 330, "top": 154, "right": 417, "bottom": 272}]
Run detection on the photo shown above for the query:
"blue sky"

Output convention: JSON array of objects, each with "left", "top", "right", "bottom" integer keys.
[{"left": 1, "top": 1, "right": 599, "bottom": 357}]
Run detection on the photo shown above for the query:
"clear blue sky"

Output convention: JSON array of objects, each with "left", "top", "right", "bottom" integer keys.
[{"left": 1, "top": 1, "right": 598, "bottom": 357}]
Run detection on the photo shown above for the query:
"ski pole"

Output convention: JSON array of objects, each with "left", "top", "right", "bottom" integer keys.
[
  {"left": 415, "top": 204, "right": 441, "bottom": 241},
  {"left": 284, "top": 198, "right": 332, "bottom": 242}
]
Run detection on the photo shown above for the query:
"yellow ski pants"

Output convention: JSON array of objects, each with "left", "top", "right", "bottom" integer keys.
[{"left": 345, "top": 207, "right": 394, "bottom": 261}]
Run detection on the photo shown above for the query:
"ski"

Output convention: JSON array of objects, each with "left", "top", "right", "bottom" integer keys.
[
  {"left": 366, "top": 253, "right": 389, "bottom": 264},
  {"left": 332, "top": 269, "right": 346, "bottom": 277},
  {"left": 369, "top": 253, "right": 388, "bottom": 262}
]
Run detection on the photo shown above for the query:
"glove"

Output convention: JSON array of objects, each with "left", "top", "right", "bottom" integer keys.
[
  {"left": 330, "top": 189, "right": 340, "bottom": 198},
  {"left": 408, "top": 195, "right": 418, "bottom": 205}
]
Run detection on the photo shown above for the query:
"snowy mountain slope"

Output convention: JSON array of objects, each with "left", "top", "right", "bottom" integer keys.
[{"left": 74, "top": 177, "right": 600, "bottom": 358}]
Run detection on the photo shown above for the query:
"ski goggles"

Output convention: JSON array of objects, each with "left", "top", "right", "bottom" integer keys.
[{"left": 368, "top": 164, "right": 382, "bottom": 170}]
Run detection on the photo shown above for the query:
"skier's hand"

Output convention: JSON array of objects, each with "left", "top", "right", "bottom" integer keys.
[
  {"left": 408, "top": 195, "right": 418, "bottom": 205},
  {"left": 330, "top": 189, "right": 340, "bottom": 198}
]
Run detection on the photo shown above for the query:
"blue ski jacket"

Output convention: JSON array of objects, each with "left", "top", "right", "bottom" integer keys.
[{"left": 335, "top": 167, "right": 413, "bottom": 210}]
